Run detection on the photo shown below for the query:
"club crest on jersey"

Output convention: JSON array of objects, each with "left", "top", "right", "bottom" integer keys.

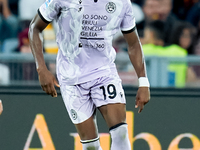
[
  {"left": 71, "top": 109, "right": 77, "bottom": 120},
  {"left": 106, "top": 2, "right": 116, "bottom": 13}
]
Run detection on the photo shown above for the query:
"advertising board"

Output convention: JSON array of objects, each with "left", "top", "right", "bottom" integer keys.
[{"left": 0, "top": 87, "right": 200, "bottom": 150}]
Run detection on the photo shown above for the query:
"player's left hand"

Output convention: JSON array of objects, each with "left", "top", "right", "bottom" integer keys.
[{"left": 135, "top": 87, "right": 150, "bottom": 113}]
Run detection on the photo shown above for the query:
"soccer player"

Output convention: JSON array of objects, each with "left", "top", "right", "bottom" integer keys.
[
  {"left": 29, "top": 0, "right": 150, "bottom": 149},
  {"left": 0, "top": 100, "right": 3, "bottom": 115}
]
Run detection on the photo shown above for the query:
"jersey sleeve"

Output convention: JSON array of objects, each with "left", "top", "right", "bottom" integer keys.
[
  {"left": 120, "top": 1, "right": 136, "bottom": 34},
  {"left": 38, "top": 0, "right": 61, "bottom": 23}
]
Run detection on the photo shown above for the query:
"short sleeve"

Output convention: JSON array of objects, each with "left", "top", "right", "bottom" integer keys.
[
  {"left": 120, "top": 1, "right": 136, "bottom": 33},
  {"left": 38, "top": 0, "right": 61, "bottom": 23}
]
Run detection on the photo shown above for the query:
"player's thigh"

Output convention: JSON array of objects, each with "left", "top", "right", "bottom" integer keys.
[
  {"left": 60, "top": 84, "right": 98, "bottom": 140},
  {"left": 98, "top": 103, "right": 126, "bottom": 128},
  {"left": 91, "top": 74, "right": 127, "bottom": 128}
]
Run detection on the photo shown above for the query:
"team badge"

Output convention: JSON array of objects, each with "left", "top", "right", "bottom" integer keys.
[
  {"left": 71, "top": 109, "right": 77, "bottom": 120},
  {"left": 106, "top": 2, "right": 116, "bottom": 13}
]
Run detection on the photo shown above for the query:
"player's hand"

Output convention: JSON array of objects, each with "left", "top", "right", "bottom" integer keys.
[
  {"left": 37, "top": 68, "right": 60, "bottom": 97},
  {"left": 0, "top": 100, "right": 3, "bottom": 115},
  {"left": 135, "top": 87, "right": 150, "bottom": 113}
]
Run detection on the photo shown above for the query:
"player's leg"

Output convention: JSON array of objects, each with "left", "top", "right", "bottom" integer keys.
[
  {"left": 98, "top": 104, "right": 131, "bottom": 150},
  {"left": 98, "top": 103, "right": 126, "bottom": 128},
  {"left": 74, "top": 113, "right": 98, "bottom": 140},
  {"left": 75, "top": 114, "right": 102, "bottom": 150},
  {"left": 91, "top": 74, "right": 131, "bottom": 150},
  {"left": 60, "top": 84, "right": 102, "bottom": 150}
]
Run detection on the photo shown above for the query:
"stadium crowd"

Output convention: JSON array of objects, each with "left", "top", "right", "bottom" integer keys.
[{"left": 0, "top": 0, "right": 200, "bottom": 87}]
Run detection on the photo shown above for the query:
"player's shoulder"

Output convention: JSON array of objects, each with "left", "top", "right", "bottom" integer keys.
[
  {"left": 106, "top": 0, "right": 131, "bottom": 9},
  {"left": 45, "top": 0, "right": 74, "bottom": 8},
  {"left": 46, "top": 0, "right": 66, "bottom": 4},
  {"left": 45, "top": 0, "right": 61, "bottom": 5},
  {"left": 119, "top": 0, "right": 132, "bottom": 5},
  {"left": 53, "top": 0, "right": 79, "bottom": 3},
  {"left": 114, "top": 0, "right": 133, "bottom": 10}
]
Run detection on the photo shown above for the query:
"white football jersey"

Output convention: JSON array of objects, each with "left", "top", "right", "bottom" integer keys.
[{"left": 39, "top": 0, "right": 136, "bottom": 85}]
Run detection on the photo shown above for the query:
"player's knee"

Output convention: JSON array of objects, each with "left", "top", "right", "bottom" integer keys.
[
  {"left": 81, "top": 137, "right": 102, "bottom": 150},
  {"left": 109, "top": 123, "right": 131, "bottom": 149},
  {"left": 109, "top": 123, "right": 129, "bottom": 141}
]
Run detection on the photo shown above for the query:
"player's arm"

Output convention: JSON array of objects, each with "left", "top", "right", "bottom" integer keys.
[
  {"left": 29, "top": 14, "right": 59, "bottom": 97},
  {"left": 123, "top": 28, "right": 150, "bottom": 113},
  {"left": 0, "top": 100, "right": 3, "bottom": 115}
]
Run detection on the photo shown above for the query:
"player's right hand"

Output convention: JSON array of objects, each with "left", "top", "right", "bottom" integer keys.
[
  {"left": 37, "top": 68, "right": 60, "bottom": 97},
  {"left": 0, "top": 100, "right": 3, "bottom": 115}
]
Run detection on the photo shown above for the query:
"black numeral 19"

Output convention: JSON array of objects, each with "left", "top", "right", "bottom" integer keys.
[{"left": 99, "top": 84, "right": 117, "bottom": 100}]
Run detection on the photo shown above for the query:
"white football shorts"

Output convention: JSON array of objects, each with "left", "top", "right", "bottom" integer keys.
[{"left": 60, "top": 74, "right": 126, "bottom": 124}]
